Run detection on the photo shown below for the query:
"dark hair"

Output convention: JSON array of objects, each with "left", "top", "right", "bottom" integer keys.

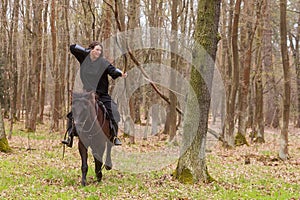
[
  {"left": 88, "top": 41, "right": 103, "bottom": 57},
  {"left": 88, "top": 41, "right": 102, "bottom": 49}
]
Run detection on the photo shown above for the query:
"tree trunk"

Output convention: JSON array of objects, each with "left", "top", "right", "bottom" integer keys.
[
  {"left": 0, "top": 103, "right": 11, "bottom": 152},
  {"left": 102, "top": 0, "right": 112, "bottom": 41},
  {"left": 224, "top": 0, "right": 241, "bottom": 147},
  {"left": 64, "top": 0, "right": 71, "bottom": 115},
  {"left": 100, "top": 0, "right": 113, "bottom": 64},
  {"left": 165, "top": 0, "right": 178, "bottom": 141},
  {"left": 220, "top": 0, "right": 233, "bottom": 142},
  {"left": 253, "top": 14, "right": 265, "bottom": 143},
  {"left": 128, "top": 0, "right": 141, "bottom": 126},
  {"left": 50, "top": 0, "right": 59, "bottom": 131},
  {"left": 175, "top": 0, "right": 221, "bottom": 183},
  {"left": 289, "top": 13, "right": 300, "bottom": 128},
  {"left": 16, "top": 0, "right": 25, "bottom": 121},
  {"left": 263, "top": 0, "right": 280, "bottom": 128},
  {"left": 263, "top": 0, "right": 274, "bottom": 126},
  {"left": 7, "top": 0, "right": 20, "bottom": 138},
  {"left": 148, "top": 0, "right": 163, "bottom": 136},
  {"left": 295, "top": 22, "right": 300, "bottom": 128},
  {"left": 118, "top": 0, "right": 141, "bottom": 143},
  {"left": 279, "top": 0, "right": 290, "bottom": 160},
  {"left": 80, "top": 0, "right": 92, "bottom": 43},
  {"left": 28, "top": 1, "right": 43, "bottom": 132},
  {"left": 38, "top": 2, "right": 49, "bottom": 123},
  {"left": 58, "top": 2, "right": 69, "bottom": 129},
  {"left": 236, "top": 0, "right": 258, "bottom": 146},
  {"left": 24, "top": 0, "right": 31, "bottom": 130}
]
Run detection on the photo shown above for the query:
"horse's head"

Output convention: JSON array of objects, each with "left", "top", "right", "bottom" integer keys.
[
  {"left": 72, "top": 92, "right": 112, "bottom": 143},
  {"left": 72, "top": 92, "right": 92, "bottom": 127}
]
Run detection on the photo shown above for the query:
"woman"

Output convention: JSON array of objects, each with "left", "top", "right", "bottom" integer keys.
[{"left": 62, "top": 41, "right": 127, "bottom": 147}]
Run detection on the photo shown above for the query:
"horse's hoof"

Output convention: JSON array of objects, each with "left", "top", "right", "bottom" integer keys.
[
  {"left": 105, "top": 165, "right": 112, "bottom": 171},
  {"left": 96, "top": 171, "right": 103, "bottom": 182},
  {"left": 81, "top": 180, "right": 87, "bottom": 186}
]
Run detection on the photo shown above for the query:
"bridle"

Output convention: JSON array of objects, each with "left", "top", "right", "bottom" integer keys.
[{"left": 72, "top": 92, "right": 108, "bottom": 136}]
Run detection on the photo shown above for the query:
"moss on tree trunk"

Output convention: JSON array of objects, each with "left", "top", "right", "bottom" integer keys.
[
  {"left": 174, "top": 0, "right": 221, "bottom": 184},
  {"left": 235, "top": 132, "right": 249, "bottom": 146},
  {"left": 174, "top": 166, "right": 215, "bottom": 184},
  {"left": 175, "top": 131, "right": 216, "bottom": 183},
  {"left": 0, "top": 137, "right": 11, "bottom": 153},
  {"left": 254, "top": 136, "right": 265, "bottom": 144},
  {"left": 174, "top": 166, "right": 194, "bottom": 184}
]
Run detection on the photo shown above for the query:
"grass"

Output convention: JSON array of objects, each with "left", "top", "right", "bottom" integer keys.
[{"left": 1, "top": 122, "right": 300, "bottom": 199}]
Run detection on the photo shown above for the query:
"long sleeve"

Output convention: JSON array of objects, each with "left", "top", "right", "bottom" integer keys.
[
  {"left": 107, "top": 64, "right": 123, "bottom": 80},
  {"left": 70, "top": 44, "right": 90, "bottom": 64}
]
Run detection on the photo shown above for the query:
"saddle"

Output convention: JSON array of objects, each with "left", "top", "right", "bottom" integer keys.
[
  {"left": 95, "top": 98, "right": 118, "bottom": 139},
  {"left": 94, "top": 94, "right": 109, "bottom": 120}
]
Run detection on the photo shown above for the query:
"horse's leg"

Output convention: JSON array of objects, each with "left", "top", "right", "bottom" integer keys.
[
  {"left": 78, "top": 139, "right": 88, "bottom": 186},
  {"left": 104, "top": 141, "right": 113, "bottom": 170},
  {"left": 94, "top": 156, "right": 103, "bottom": 182}
]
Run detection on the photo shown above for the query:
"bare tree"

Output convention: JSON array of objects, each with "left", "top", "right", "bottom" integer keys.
[
  {"left": 220, "top": 0, "right": 234, "bottom": 143},
  {"left": 16, "top": 0, "right": 25, "bottom": 121},
  {"left": 7, "top": 0, "right": 20, "bottom": 138},
  {"left": 26, "top": 0, "right": 43, "bottom": 132},
  {"left": 128, "top": 0, "right": 142, "bottom": 125},
  {"left": 58, "top": 0, "right": 70, "bottom": 126},
  {"left": 279, "top": 0, "right": 290, "bottom": 160},
  {"left": 295, "top": 16, "right": 300, "bottom": 128},
  {"left": 50, "top": 0, "right": 59, "bottom": 131},
  {"left": 236, "top": 0, "right": 258, "bottom": 146},
  {"left": 24, "top": 0, "right": 32, "bottom": 130},
  {"left": 175, "top": 0, "right": 221, "bottom": 183},
  {"left": 263, "top": 0, "right": 280, "bottom": 128},
  {"left": 0, "top": 1, "right": 9, "bottom": 117},
  {"left": 0, "top": 103, "right": 11, "bottom": 152},
  {"left": 38, "top": 2, "right": 49, "bottom": 123},
  {"left": 289, "top": 7, "right": 300, "bottom": 128},
  {"left": 164, "top": 0, "right": 179, "bottom": 141},
  {"left": 145, "top": 0, "right": 164, "bottom": 136},
  {"left": 224, "top": 0, "right": 242, "bottom": 147},
  {"left": 253, "top": 8, "right": 265, "bottom": 143}
]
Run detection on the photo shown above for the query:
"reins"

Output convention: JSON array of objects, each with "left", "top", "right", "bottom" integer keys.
[
  {"left": 95, "top": 100, "right": 107, "bottom": 128},
  {"left": 68, "top": 93, "right": 110, "bottom": 135},
  {"left": 62, "top": 92, "right": 112, "bottom": 160},
  {"left": 62, "top": 129, "right": 68, "bottom": 159}
]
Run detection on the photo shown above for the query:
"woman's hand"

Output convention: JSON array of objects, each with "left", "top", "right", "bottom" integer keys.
[{"left": 122, "top": 72, "right": 128, "bottom": 78}]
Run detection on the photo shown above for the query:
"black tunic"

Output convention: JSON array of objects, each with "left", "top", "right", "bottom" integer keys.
[
  {"left": 70, "top": 44, "right": 122, "bottom": 96},
  {"left": 70, "top": 44, "right": 122, "bottom": 122}
]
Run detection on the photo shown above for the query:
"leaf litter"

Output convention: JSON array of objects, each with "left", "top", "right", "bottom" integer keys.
[{"left": 0, "top": 121, "right": 300, "bottom": 199}]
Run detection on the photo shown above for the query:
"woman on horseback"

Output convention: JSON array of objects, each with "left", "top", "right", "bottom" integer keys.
[{"left": 62, "top": 41, "right": 127, "bottom": 147}]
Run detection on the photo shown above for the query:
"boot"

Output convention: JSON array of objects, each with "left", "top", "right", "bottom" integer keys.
[
  {"left": 62, "top": 130, "right": 73, "bottom": 147},
  {"left": 110, "top": 121, "right": 122, "bottom": 146},
  {"left": 62, "top": 115, "right": 74, "bottom": 147},
  {"left": 113, "top": 137, "right": 122, "bottom": 146}
]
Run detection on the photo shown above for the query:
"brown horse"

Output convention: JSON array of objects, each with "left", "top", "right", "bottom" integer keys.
[{"left": 72, "top": 92, "right": 114, "bottom": 186}]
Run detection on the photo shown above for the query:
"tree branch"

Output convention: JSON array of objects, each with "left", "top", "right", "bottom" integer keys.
[
  {"left": 87, "top": 0, "right": 96, "bottom": 40},
  {"left": 207, "top": 128, "right": 224, "bottom": 142},
  {"left": 104, "top": 0, "right": 184, "bottom": 115}
]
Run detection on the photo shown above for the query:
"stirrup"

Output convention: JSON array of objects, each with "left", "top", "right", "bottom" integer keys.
[
  {"left": 112, "top": 137, "right": 122, "bottom": 146},
  {"left": 62, "top": 136, "right": 73, "bottom": 148}
]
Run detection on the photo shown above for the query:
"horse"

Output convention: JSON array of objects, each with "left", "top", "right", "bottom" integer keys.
[{"left": 72, "top": 92, "right": 114, "bottom": 186}]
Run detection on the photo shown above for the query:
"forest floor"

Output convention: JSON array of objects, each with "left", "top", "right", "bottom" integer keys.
[{"left": 0, "top": 120, "right": 300, "bottom": 200}]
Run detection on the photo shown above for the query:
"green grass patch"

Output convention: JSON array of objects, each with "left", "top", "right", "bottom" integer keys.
[{"left": 1, "top": 127, "right": 300, "bottom": 200}]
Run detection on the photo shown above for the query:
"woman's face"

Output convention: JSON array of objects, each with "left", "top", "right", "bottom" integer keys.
[{"left": 90, "top": 45, "right": 102, "bottom": 61}]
